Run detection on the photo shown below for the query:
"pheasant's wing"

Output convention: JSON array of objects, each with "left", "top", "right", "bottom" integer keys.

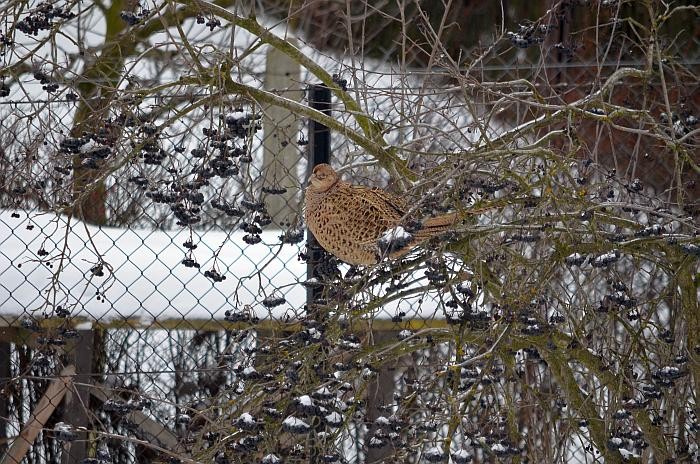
[
  {"left": 341, "top": 186, "right": 409, "bottom": 260},
  {"left": 351, "top": 185, "right": 407, "bottom": 218}
]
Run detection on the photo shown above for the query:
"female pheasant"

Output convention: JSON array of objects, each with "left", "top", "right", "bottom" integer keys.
[{"left": 304, "top": 164, "right": 457, "bottom": 265}]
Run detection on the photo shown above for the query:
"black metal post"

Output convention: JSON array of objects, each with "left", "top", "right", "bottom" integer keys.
[{"left": 306, "top": 84, "right": 331, "bottom": 314}]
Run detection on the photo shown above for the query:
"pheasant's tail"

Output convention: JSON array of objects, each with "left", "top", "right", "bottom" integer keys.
[
  {"left": 414, "top": 212, "right": 458, "bottom": 239},
  {"left": 378, "top": 208, "right": 485, "bottom": 261}
]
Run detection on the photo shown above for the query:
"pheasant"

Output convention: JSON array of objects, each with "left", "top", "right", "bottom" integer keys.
[{"left": 304, "top": 163, "right": 457, "bottom": 265}]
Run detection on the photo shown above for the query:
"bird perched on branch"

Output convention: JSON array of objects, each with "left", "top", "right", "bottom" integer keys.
[{"left": 304, "top": 163, "right": 457, "bottom": 265}]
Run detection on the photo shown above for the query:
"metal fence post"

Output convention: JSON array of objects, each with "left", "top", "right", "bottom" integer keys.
[{"left": 306, "top": 84, "right": 331, "bottom": 314}]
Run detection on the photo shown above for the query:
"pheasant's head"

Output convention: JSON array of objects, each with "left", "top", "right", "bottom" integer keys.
[{"left": 308, "top": 163, "right": 339, "bottom": 192}]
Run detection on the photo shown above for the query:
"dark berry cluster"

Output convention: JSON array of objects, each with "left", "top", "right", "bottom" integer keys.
[
  {"left": 128, "top": 175, "right": 148, "bottom": 187},
  {"left": 211, "top": 199, "right": 244, "bottom": 217},
  {"left": 145, "top": 181, "right": 209, "bottom": 226},
  {"left": 209, "top": 153, "right": 239, "bottom": 177},
  {"left": 279, "top": 228, "right": 304, "bottom": 244},
  {"left": 243, "top": 234, "right": 262, "bottom": 245},
  {"left": 139, "top": 132, "right": 166, "bottom": 165},
  {"left": 262, "top": 186, "right": 287, "bottom": 194},
  {"left": 224, "top": 309, "right": 257, "bottom": 323},
  {"left": 332, "top": 74, "right": 347, "bottom": 91},
  {"left": 223, "top": 112, "right": 262, "bottom": 139},
  {"left": 181, "top": 258, "right": 200, "bottom": 268},
  {"left": 57, "top": 133, "right": 113, "bottom": 171},
  {"left": 120, "top": 7, "right": 150, "bottom": 26},
  {"left": 204, "top": 269, "right": 226, "bottom": 282},
  {"left": 424, "top": 260, "right": 448, "bottom": 286},
  {"left": 0, "top": 33, "right": 13, "bottom": 55},
  {"left": 254, "top": 213, "right": 272, "bottom": 226},
  {"left": 590, "top": 250, "right": 620, "bottom": 267},
  {"left": 33, "top": 70, "right": 59, "bottom": 92},
  {"left": 144, "top": 189, "right": 177, "bottom": 204},
  {"left": 58, "top": 136, "right": 88, "bottom": 153},
  {"left": 312, "top": 253, "right": 341, "bottom": 282},
  {"left": 16, "top": 2, "right": 76, "bottom": 36},
  {"left": 195, "top": 15, "right": 221, "bottom": 31},
  {"left": 240, "top": 198, "right": 265, "bottom": 212},
  {"left": 507, "top": 22, "right": 551, "bottom": 48},
  {"left": 262, "top": 294, "right": 286, "bottom": 308},
  {"left": 172, "top": 201, "right": 201, "bottom": 226},
  {"left": 241, "top": 222, "right": 262, "bottom": 234},
  {"left": 196, "top": 125, "right": 253, "bottom": 179},
  {"left": 0, "top": 81, "right": 10, "bottom": 97},
  {"left": 660, "top": 105, "right": 698, "bottom": 136},
  {"left": 90, "top": 263, "right": 104, "bottom": 277}
]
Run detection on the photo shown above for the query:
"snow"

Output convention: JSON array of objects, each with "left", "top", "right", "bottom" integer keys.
[
  {"left": 54, "top": 422, "right": 72, "bottom": 432},
  {"left": 377, "top": 225, "right": 414, "bottom": 256},
  {"left": 656, "top": 366, "right": 682, "bottom": 379},
  {"left": 379, "top": 225, "right": 412, "bottom": 244},
  {"left": 368, "top": 437, "right": 385, "bottom": 447},
  {"left": 618, "top": 448, "right": 640, "bottom": 460},
  {"left": 306, "top": 327, "right": 322, "bottom": 341},
  {"left": 339, "top": 338, "right": 362, "bottom": 350},
  {"left": 242, "top": 366, "right": 257, "bottom": 376},
  {"left": 324, "top": 411, "right": 343, "bottom": 427},
  {"left": 261, "top": 455, "right": 281, "bottom": 464},
  {"left": 237, "top": 412, "right": 256, "bottom": 425},
  {"left": 590, "top": 250, "right": 620, "bottom": 267},
  {"left": 297, "top": 395, "right": 314, "bottom": 407},
  {"left": 375, "top": 416, "right": 390, "bottom": 426},
  {"left": 564, "top": 253, "right": 585, "bottom": 266},
  {"left": 313, "top": 386, "right": 333, "bottom": 399},
  {"left": 491, "top": 443, "right": 508, "bottom": 453},
  {"left": 424, "top": 446, "right": 445, "bottom": 461},
  {"left": 282, "top": 416, "right": 310, "bottom": 432},
  {"left": 451, "top": 449, "right": 472, "bottom": 463}
]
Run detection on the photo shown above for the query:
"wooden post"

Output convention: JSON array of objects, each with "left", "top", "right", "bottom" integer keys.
[
  {"left": 365, "top": 330, "right": 398, "bottom": 462},
  {"left": 60, "top": 330, "right": 94, "bottom": 464},
  {"left": 1, "top": 366, "right": 75, "bottom": 464},
  {"left": 0, "top": 340, "right": 10, "bottom": 459},
  {"left": 262, "top": 43, "right": 303, "bottom": 226},
  {"left": 88, "top": 383, "right": 181, "bottom": 451}
]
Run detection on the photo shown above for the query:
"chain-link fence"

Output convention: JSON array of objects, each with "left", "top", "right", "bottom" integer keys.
[{"left": 1, "top": 1, "right": 699, "bottom": 463}]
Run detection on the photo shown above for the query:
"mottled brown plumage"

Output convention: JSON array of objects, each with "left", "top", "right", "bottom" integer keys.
[{"left": 304, "top": 164, "right": 457, "bottom": 265}]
